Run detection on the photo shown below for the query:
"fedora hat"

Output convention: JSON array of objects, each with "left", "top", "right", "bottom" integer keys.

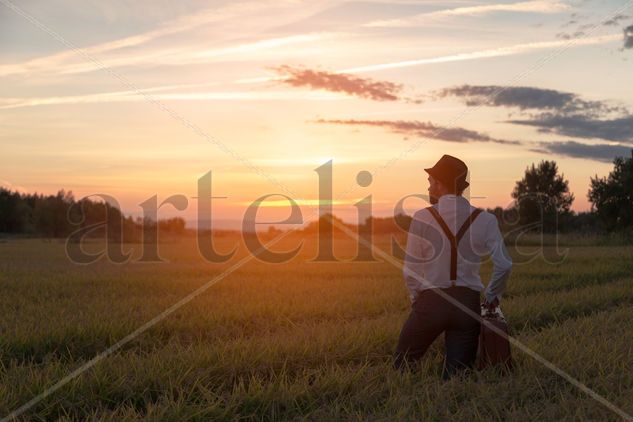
[{"left": 424, "top": 154, "right": 470, "bottom": 191}]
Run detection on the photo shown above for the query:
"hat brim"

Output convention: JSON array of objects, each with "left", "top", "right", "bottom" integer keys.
[{"left": 425, "top": 167, "right": 469, "bottom": 190}]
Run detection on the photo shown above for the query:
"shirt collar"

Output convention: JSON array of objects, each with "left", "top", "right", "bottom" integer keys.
[
  {"left": 438, "top": 194, "right": 460, "bottom": 202},
  {"left": 437, "top": 194, "right": 470, "bottom": 209}
]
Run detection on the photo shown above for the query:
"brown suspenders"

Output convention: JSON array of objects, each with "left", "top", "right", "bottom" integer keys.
[{"left": 426, "top": 206, "right": 483, "bottom": 286}]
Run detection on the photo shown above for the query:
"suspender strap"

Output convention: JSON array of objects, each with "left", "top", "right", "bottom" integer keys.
[
  {"left": 427, "top": 207, "right": 457, "bottom": 281},
  {"left": 427, "top": 207, "right": 483, "bottom": 285},
  {"left": 456, "top": 208, "right": 483, "bottom": 243}
]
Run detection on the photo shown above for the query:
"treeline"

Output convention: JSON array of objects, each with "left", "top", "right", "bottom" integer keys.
[
  {"left": 0, "top": 188, "right": 185, "bottom": 241},
  {"left": 2, "top": 151, "right": 631, "bottom": 240},
  {"left": 496, "top": 151, "right": 633, "bottom": 236},
  {"left": 362, "top": 209, "right": 605, "bottom": 236},
  {"left": 294, "top": 209, "right": 604, "bottom": 238},
  {"left": 302, "top": 151, "right": 633, "bottom": 238}
]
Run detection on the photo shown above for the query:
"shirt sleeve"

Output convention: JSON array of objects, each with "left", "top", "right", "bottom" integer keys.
[
  {"left": 402, "top": 216, "right": 428, "bottom": 303},
  {"left": 483, "top": 215, "right": 512, "bottom": 303}
]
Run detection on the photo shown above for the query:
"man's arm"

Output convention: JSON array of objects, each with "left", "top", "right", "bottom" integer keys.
[
  {"left": 483, "top": 215, "right": 512, "bottom": 305},
  {"left": 402, "top": 216, "right": 428, "bottom": 303}
]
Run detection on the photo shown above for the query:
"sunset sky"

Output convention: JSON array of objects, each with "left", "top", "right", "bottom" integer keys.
[{"left": 2, "top": 0, "right": 633, "bottom": 226}]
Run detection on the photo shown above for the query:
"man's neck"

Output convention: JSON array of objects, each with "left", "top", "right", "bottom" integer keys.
[{"left": 438, "top": 193, "right": 469, "bottom": 207}]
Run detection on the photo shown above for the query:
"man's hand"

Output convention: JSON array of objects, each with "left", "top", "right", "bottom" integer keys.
[{"left": 483, "top": 296, "right": 499, "bottom": 311}]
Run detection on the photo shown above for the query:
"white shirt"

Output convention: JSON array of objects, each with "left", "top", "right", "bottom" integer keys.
[{"left": 403, "top": 194, "right": 512, "bottom": 303}]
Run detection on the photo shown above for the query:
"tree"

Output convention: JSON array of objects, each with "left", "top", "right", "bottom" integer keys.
[
  {"left": 511, "top": 160, "right": 574, "bottom": 232},
  {"left": 0, "top": 188, "right": 31, "bottom": 233},
  {"left": 588, "top": 150, "right": 633, "bottom": 232}
]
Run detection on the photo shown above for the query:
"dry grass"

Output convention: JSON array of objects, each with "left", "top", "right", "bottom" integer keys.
[{"left": 1, "top": 236, "right": 632, "bottom": 421}]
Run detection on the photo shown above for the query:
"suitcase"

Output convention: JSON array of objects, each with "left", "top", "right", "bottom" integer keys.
[{"left": 477, "top": 304, "right": 513, "bottom": 371}]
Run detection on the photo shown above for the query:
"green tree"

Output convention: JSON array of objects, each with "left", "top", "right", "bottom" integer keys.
[
  {"left": 588, "top": 150, "right": 633, "bottom": 232},
  {"left": 511, "top": 160, "right": 574, "bottom": 232}
]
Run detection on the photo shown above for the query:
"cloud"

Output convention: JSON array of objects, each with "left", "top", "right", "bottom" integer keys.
[
  {"left": 273, "top": 66, "right": 406, "bottom": 102},
  {"left": 509, "top": 114, "right": 633, "bottom": 142},
  {"left": 0, "top": 0, "right": 333, "bottom": 77},
  {"left": 0, "top": 31, "right": 333, "bottom": 77},
  {"left": 435, "top": 84, "right": 633, "bottom": 143},
  {"left": 364, "top": 0, "right": 568, "bottom": 27},
  {"left": 0, "top": 0, "right": 282, "bottom": 77},
  {"left": 58, "top": 33, "right": 332, "bottom": 75},
  {"left": 556, "top": 14, "right": 630, "bottom": 41},
  {"left": 556, "top": 30, "right": 586, "bottom": 40},
  {"left": 338, "top": 34, "right": 621, "bottom": 74},
  {"left": 0, "top": 89, "right": 350, "bottom": 110},
  {"left": 625, "top": 25, "right": 633, "bottom": 49},
  {"left": 435, "top": 84, "right": 621, "bottom": 116},
  {"left": 603, "top": 14, "right": 630, "bottom": 26},
  {"left": 315, "top": 119, "right": 520, "bottom": 145},
  {"left": 237, "top": 34, "right": 621, "bottom": 84},
  {"left": 533, "top": 141, "right": 633, "bottom": 162}
]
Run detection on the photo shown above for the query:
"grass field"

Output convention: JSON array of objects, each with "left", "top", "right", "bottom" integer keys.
[{"left": 1, "top": 235, "right": 633, "bottom": 421}]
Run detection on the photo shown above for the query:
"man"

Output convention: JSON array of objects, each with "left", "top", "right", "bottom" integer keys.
[{"left": 393, "top": 154, "right": 512, "bottom": 379}]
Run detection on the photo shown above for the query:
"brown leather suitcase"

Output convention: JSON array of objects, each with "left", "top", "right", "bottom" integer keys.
[{"left": 477, "top": 305, "right": 513, "bottom": 371}]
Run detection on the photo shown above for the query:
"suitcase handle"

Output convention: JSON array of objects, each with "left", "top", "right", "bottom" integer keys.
[{"left": 480, "top": 303, "right": 503, "bottom": 319}]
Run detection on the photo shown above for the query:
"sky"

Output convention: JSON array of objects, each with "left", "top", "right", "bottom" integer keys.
[{"left": 2, "top": 0, "right": 633, "bottom": 226}]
